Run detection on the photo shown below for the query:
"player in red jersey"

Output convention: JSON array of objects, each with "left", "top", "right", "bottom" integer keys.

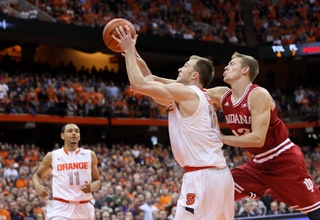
[{"left": 206, "top": 52, "right": 320, "bottom": 220}]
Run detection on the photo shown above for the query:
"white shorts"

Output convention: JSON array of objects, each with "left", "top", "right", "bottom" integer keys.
[
  {"left": 46, "top": 200, "right": 94, "bottom": 220},
  {"left": 175, "top": 166, "right": 234, "bottom": 220}
]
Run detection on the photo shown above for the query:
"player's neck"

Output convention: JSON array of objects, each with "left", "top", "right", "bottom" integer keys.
[
  {"left": 231, "top": 81, "right": 251, "bottom": 102},
  {"left": 64, "top": 144, "right": 78, "bottom": 152}
]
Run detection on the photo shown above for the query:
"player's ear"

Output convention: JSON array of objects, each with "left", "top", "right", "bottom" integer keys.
[
  {"left": 61, "top": 133, "right": 65, "bottom": 140},
  {"left": 242, "top": 66, "right": 249, "bottom": 74},
  {"left": 192, "top": 71, "right": 200, "bottom": 79}
]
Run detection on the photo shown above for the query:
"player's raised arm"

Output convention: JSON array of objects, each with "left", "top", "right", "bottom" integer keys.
[
  {"left": 113, "top": 26, "right": 196, "bottom": 103},
  {"left": 32, "top": 152, "right": 52, "bottom": 198}
]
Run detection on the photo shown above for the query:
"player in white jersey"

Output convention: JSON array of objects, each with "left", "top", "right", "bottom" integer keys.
[
  {"left": 32, "top": 123, "right": 101, "bottom": 220},
  {"left": 113, "top": 26, "right": 234, "bottom": 220}
]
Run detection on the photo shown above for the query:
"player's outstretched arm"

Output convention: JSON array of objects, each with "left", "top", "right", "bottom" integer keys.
[
  {"left": 221, "top": 89, "right": 272, "bottom": 148},
  {"left": 206, "top": 86, "right": 230, "bottom": 105},
  {"left": 32, "top": 152, "right": 52, "bottom": 198}
]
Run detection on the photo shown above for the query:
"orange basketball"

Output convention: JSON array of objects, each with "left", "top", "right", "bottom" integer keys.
[{"left": 102, "top": 18, "right": 136, "bottom": 53}]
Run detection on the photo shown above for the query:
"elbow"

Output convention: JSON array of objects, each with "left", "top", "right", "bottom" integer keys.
[
  {"left": 130, "top": 85, "right": 139, "bottom": 92},
  {"left": 255, "top": 137, "right": 265, "bottom": 148}
]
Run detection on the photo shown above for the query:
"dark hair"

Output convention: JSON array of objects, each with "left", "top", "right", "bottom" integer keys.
[
  {"left": 115, "top": 210, "right": 124, "bottom": 215},
  {"left": 61, "top": 123, "right": 77, "bottom": 134},
  {"left": 121, "top": 196, "right": 129, "bottom": 203},
  {"left": 136, "top": 209, "right": 144, "bottom": 216},
  {"left": 22, "top": 202, "right": 34, "bottom": 215}
]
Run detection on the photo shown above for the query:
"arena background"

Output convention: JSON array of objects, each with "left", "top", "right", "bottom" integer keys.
[
  {"left": 0, "top": 10, "right": 320, "bottom": 219},
  {"left": 0, "top": 15, "right": 319, "bottom": 151}
]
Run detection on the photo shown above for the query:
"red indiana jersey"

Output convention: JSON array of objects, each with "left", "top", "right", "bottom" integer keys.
[{"left": 221, "top": 83, "right": 288, "bottom": 155}]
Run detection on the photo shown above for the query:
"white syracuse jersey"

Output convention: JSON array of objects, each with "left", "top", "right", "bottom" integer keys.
[
  {"left": 51, "top": 148, "right": 92, "bottom": 201},
  {"left": 168, "top": 85, "right": 227, "bottom": 168}
]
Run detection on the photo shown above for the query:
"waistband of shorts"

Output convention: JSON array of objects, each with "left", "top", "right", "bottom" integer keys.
[
  {"left": 54, "top": 197, "right": 90, "bottom": 204},
  {"left": 253, "top": 138, "right": 294, "bottom": 163},
  {"left": 184, "top": 166, "right": 216, "bottom": 173}
]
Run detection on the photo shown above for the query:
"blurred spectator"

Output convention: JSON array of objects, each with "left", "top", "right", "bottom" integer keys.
[
  {"left": 9, "top": 201, "right": 25, "bottom": 220},
  {"left": 267, "top": 201, "right": 284, "bottom": 215},
  {"left": 0, "top": 200, "right": 10, "bottom": 219},
  {"left": 158, "top": 209, "right": 168, "bottom": 220},
  {"left": 238, "top": 201, "right": 255, "bottom": 217},
  {"left": 32, "top": 197, "right": 45, "bottom": 220},
  {"left": 118, "top": 196, "right": 134, "bottom": 216},
  {"left": 37, "top": 86, "right": 48, "bottom": 114},
  {"left": 152, "top": 210, "right": 158, "bottom": 220},
  {"left": 139, "top": 192, "right": 158, "bottom": 220},
  {"left": 135, "top": 209, "right": 145, "bottom": 220},
  {"left": 124, "top": 211, "right": 133, "bottom": 220},
  {"left": 15, "top": 170, "right": 28, "bottom": 188},
  {"left": 250, "top": 201, "right": 262, "bottom": 217},
  {"left": 4, "top": 162, "right": 19, "bottom": 182},
  {"left": 94, "top": 189, "right": 106, "bottom": 209},
  {"left": 0, "top": 79, "right": 9, "bottom": 101},
  {"left": 115, "top": 210, "right": 124, "bottom": 220},
  {"left": 167, "top": 206, "right": 176, "bottom": 220},
  {"left": 279, "top": 202, "right": 287, "bottom": 214},
  {"left": 101, "top": 211, "right": 111, "bottom": 220},
  {"left": 22, "top": 202, "right": 36, "bottom": 220}
]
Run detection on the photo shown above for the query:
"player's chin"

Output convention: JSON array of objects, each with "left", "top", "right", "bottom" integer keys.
[{"left": 70, "top": 141, "right": 78, "bottom": 144}]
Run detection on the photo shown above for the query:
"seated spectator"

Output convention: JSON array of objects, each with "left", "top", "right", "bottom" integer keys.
[
  {"left": 9, "top": 201, "right": 25, "bottom": 220},
  {"left": 118, "top": 196, "right": 134, "bottom": 216},
  {"left": 4, "top": 162, "right": 19, "bottom": 182},
  {"left": 59, "top": 10, "right": 72, "bottom": 24},
  {"left": 238, "top": 201, "right": 256, "bottom": 217},
  {"left": 167, "top": 206, "right": 176, "bottom": 220},
  {"left": 267, "top": 201, "right": 284, "bottom": 215},
  {"left": 22, "top": 202, "right": 36, "bottom": 220},
  {"left": 32, "top": 197, "right": 45, "bottom": 220},
  {"left": 101, "top": 211, "right": 111, "bottom": 220},
  {"left": 115, "top": 209, "right": 124, "bottom": 220},
  {"left": 250, "top": 201, "right": 262, "bottom": 217},
  {"left": 158, "top": 209, "right": 169, "bottom": 220},
  {"left": 135, "top": 209, "right": 145, "bottom": 220},
  {"left": 152, "top": 210, "right": 159, "bottom": 220},
  {"left": 0, "top": 200, "right": 10, "bottom": 219},
  {"left": 15, "top": 170, "right": 29, "bottom": 188},
  {"left": 124, "top": 211, "right": 133, "bottom": 220}
]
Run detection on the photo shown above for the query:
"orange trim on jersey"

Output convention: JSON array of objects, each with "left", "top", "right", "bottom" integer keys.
[
  {"left": 198, "top": 87, "right": 206, "bottom": 92},
  {"left": 54, "top": 197, "right": 90, "bottom": 204},
  {"left": 63, "top": 147, "right": 81, "bottom": 155},
  {"left": 184, "top": 166, "right": 216, "bottom": 173}
]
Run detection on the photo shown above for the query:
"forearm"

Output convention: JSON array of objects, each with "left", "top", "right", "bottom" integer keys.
[
  {"left": 32, "top": 173, "right": 42, "bottom": 186},
  {"left": 90, "top": 179, "right": 101, "bottom": 191},
  {"left": 125, "top": 48, "right": 147, "bottom": 88},
  {"left": 137, "top": 59, "right": 152, "bottom": 77},
  {"left": 221, "top": 133, "right": 264, "bottom": 148},
  {"left": 153, "top": 76, "right": 176, "bottom": 84}
]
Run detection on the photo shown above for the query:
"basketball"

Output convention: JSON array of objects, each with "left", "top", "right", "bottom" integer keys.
[{"left": 102, "top": 18, "right": 136, "bottom": 53}]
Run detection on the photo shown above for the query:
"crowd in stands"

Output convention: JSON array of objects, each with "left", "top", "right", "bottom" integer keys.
[
  {"left": 1, "top": 56, "right": 320, "bottom": 125},
  {"left": 0, "top": 136, "right": 319, "bottom": 220},
  {"left": 251, "top": 0, "right": 320, "bottom": 46},
  {"left": 1, "top": 0, "right": 320, "bottom": 46},
  {"left": 0, "top": 54, "right": 169, "bottom": 119},
  {"left": 0, "top": 54, "right": 320, "bottom": 123}
]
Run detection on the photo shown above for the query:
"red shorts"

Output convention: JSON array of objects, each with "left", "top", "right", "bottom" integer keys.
[{"left": 232, "top": 144, "right": 320, "bottom": 214}]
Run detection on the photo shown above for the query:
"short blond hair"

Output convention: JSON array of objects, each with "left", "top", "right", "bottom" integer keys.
[{"left": 231, "top": 52, "right": 259, "bottom": 82}]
